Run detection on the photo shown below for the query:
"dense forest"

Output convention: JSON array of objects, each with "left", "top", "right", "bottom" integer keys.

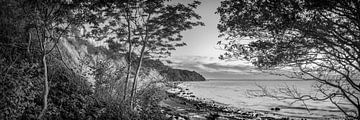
[{"left": 0, "top": 0, "right": 205, "bottom": 119}]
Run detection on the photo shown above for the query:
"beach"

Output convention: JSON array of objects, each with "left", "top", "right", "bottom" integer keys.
[{"left": 160, "top": 80, "right": 354, "bottom": 120}]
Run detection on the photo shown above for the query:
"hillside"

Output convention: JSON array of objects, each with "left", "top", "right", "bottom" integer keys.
[
  {"left": 161, "top": 69, "right": 206, "bottom": 81},
  {"left": 140, "top": 58, "right": 206, "bottom": 81}
]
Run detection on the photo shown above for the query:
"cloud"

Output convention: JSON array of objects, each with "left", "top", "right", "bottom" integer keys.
[
  {"left": 201, "top": 63, "right": 254, "bottom": 73},
  {"left": 163, "top": 55, "right": 270, "bottom": 79}
]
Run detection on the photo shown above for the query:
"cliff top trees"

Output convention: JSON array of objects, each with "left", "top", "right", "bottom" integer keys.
[{"left": 217, "top": 0, "right": 360, "bottom": 118}]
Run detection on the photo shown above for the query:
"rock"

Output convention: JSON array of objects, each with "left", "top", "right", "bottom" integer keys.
[
  {"left": 189, "top": 114, "right": 207, "bottom": 120},
  {"left": 271, "top": 107, "right": 281, "bottom": 111},
  {"left": 261, "top": 116, "right": 276, "bottom": 120},
  {"left": 206, "top": 112, "right": 220, "bottom": 120}
]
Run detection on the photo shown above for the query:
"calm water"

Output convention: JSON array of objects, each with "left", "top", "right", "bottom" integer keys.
[{"left": 181, "top": 79, "right": 355, "bottom": 118}]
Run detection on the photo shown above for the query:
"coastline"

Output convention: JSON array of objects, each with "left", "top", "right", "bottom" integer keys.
[{"left": 160, "top": 82, "right": 323, "bottom": 120}]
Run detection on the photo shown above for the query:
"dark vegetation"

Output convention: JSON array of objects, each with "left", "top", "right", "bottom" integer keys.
[
  {"left": 217, "top": 0, "right": 360, "bottom": 118},
  {"left": 161, "top": 69, "right": 206, "bottom": 81},
  {"left": 0, "top": 0, "right": 204, "bottom": 119}
]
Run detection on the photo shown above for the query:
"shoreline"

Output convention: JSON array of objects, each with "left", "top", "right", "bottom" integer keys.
[{"left": 160, "top": 82, "right": 323, "bottom": 120}]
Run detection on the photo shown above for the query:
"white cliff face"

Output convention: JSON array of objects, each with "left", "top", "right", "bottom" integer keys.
[
  {"left": 58, "top": 37, "right": 97, "bottom": 84},
  {"left": 58, "top": 36, "right": 165, "bottom": 92}
]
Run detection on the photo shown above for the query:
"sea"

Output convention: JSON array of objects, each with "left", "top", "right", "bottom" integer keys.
[{"left": 180, "top": 79, "right": 356, "bottom": 118}]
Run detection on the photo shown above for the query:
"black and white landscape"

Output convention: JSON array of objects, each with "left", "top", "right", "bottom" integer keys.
[{"left": 1, "top": 0, "right": 359, "bottom": 120}]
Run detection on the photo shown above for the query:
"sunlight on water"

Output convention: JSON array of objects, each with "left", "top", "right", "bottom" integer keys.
[{"left": 181, "top": 79, "right": 355, "bottom": 118}]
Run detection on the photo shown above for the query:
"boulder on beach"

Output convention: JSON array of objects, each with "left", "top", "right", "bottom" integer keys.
[{"left": 271, "top": 107, "right": 281, "bottom": 111}]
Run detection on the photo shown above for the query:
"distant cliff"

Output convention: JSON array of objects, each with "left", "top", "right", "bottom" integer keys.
[
  {"left": 161, "top": 69, "right": 206, "bottom": 81},
  {"left": 141, "top": 59, "right": 206, "bottom": 81}
]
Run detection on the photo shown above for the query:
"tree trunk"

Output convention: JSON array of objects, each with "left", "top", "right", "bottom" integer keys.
[
  {"left": 27, "top": 32, "right": 32, "bottom": 56},
  {"left": 129, "top": 12, "right": 151, "bottom": 108},
  {"left": 123, "top": 54, "right": 132, "bottom": 101},
  {"left": 38, "top": 54, "right": 49, "bottom": 119},
  {"left": 123, "top": 12, "right": 132, "bottom": 102},
  {"left": 357, "top": 107, "right": 359, "bottom": 119},
  {"left": 130, "top": 40, "right": 146, "bottom": 108}
]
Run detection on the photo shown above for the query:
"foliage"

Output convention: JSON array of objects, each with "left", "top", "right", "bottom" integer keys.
[
  {"left": 136, "top": 85, "right": 168, "bottom": 120},
  {"left": 79, "top": 54, "right": 168, "bottom": 120},
  {"left": 85, "top": 0, "right": 205, "bottom": 107},
  {"left": 46, "top": 61, "right": 93, "bottom": 119},
  {"left": 0, "top": 42, "right": 169, "bottom": 120},
  {"left": 0, "top": 57, "right": 94, "bottom": 119},
  {"left": 217, "top": 0, "right": 360, "bottom": 118},
  {"left": 87, "top": 0, "right": 205, "bottom": 57},
  {"left": 0, "top": 60, "right": 42, "bottom": 119},
  {"left": 6, "top": 0, "right": 99, "bottom": 118},
  {"left": 1, "top": 0, "right": 203, "bottom": 119}
]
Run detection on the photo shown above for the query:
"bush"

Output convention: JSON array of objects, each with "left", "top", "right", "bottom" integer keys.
[
  {"left": 137, "top": 85, "right": 167, "bottom": 120},
  {"left": 46, "top": 63, "right": 93, "bottom": 119},
  {"left": 0, "top": 57, "right": 95, "bottom": 119},
  {"left": 83, "top": 57, "right": 168, "bottom": 120},
  {"left": 0, "top": 61, "right": 42, "bottom": 119}
]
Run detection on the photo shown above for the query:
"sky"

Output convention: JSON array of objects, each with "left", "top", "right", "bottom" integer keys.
[{"left": 166, "top": 0, "right": 286, "bottom": 79}]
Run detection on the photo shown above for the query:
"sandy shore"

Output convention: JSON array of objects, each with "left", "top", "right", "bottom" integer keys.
[{"left": 159, "top": 82, "right": 322, "bottom": 120}]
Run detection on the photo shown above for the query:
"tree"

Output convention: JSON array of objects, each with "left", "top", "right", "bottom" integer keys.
[
  {"left": 124, "top": 0, "right": 204, "bottom": 107},
  {"left": 87, "top": 0, "right": 204, "bottom": 107},
  {"left": 0, "top": 0, "right": 98, "bottom": 118},
  {"left": 217, "top": 0, "right": 360, "bottom": 118},
  {"left": 24, "top": 1, "right": 88, "bottom": 118}
]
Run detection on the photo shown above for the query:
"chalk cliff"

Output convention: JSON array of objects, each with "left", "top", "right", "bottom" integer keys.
[{"left": 58, "top": 34, "right": 205, "bottom": 90}]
